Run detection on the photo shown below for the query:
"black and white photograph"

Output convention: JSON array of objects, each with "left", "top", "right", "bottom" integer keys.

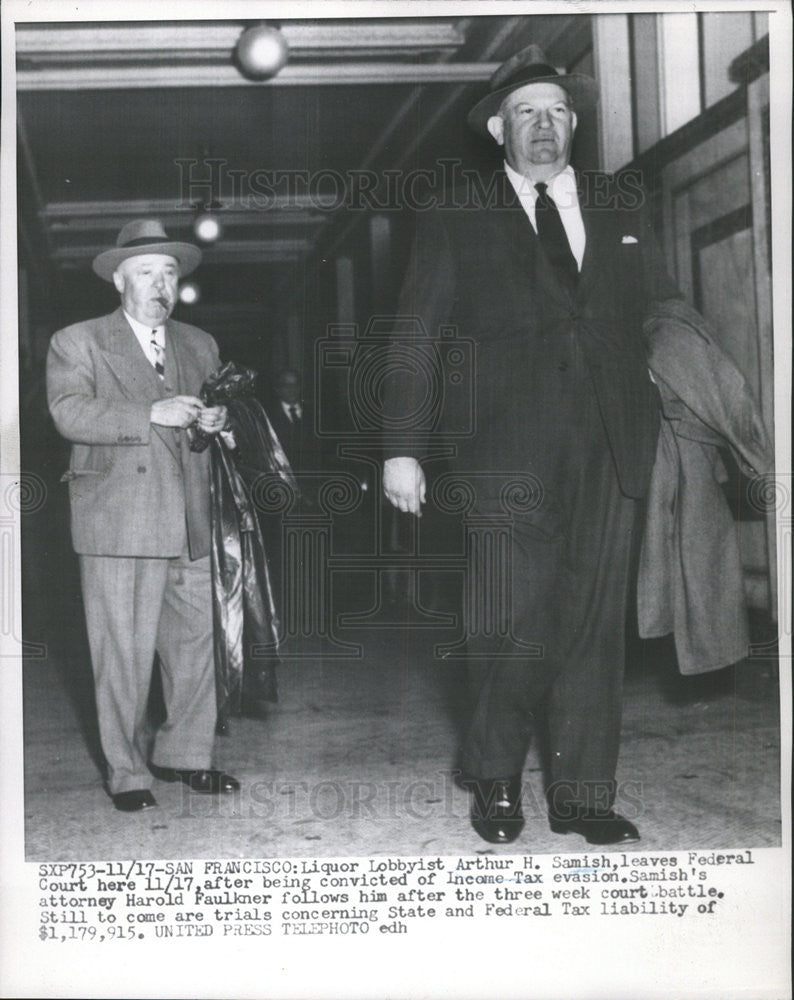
[{"left": 1, "top": 1, "right": 791, "bottom": 997}]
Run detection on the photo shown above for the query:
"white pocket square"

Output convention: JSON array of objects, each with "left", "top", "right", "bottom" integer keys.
[{"left": 621, "top": 235, "right": 638, "bottom": 244}]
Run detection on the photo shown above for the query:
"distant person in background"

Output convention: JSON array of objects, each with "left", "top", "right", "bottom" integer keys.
[
  {"left": 266, "top": 370, "right": 314, "bottom": 477},
  {"left": 263, "top": 369, "right": 324, "bottom": 507},
  {"left": 257, "top": 368, "right": 321, "bottom": 622}
]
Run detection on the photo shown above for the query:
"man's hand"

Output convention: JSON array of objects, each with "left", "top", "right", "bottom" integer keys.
[
  {"left": 150, "top": 395, "right": 204, "bottom": 428},
  {"left": 383, "top": 456, "right": 426, "bottom": 516},
  {"left": 196, "top": 404, "right": 228, "bottom": 435}
]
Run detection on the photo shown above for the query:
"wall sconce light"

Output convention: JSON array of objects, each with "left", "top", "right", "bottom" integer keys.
[
  {"left": 179, "top": 281, "right": 201, "bottom": 305},
  {"left": 235, "top": 23, "right": 289, "bottom": 80}
]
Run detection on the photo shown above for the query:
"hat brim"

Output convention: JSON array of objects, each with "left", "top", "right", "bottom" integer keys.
[
  {"left": 92, "top": 241, "right": 202, "bottom": 282},
  {"left": 467, "top": 73, "right": 599, "bottom": 136}
]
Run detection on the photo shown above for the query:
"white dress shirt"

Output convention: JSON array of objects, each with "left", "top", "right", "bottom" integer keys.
[
  {"left": 503, "top": 161, "right": 586, "bottom": 271},
  {"left": 124, "top": 310, "right": 166, "bottom": 370},
  {"left": 281, "top": 400, "right": 302, "bottom": 422}
]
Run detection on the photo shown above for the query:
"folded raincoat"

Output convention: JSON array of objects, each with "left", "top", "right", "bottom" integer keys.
[{"left": 191, "top": 362, "right": 296, "bottom": 726}]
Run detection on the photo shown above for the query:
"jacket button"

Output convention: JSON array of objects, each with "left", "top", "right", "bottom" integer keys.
[{"left": 137, "top": 465, "right": 147, "bottom": 473}]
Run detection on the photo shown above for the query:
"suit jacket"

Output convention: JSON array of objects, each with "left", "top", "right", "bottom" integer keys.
[
  {"left": 382, "top": 171, "right": 681, "bottom": 502},
  {"left": 639, "top": 298, "right": 773, "bottom": 674},
  {"left": 264, "top": 396, "right": 323, "bottom": 473},
  {"left": 47, "top": 306, "right": 220, "bottom": 559}
]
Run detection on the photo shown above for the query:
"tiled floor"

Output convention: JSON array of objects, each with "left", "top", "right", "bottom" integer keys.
[
  {"left": 18, "top": 430, "right": 782, "bottom": 860},
  {"left": 22, "top": 562, "right": 781, "bottom": 860}
]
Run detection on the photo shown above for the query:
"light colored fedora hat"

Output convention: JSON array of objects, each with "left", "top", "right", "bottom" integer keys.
[
  {"left": 92, "top": 219, "right": 202, "bottom": 281},
  {"left": 468, "top": 43, "right": 599, "bottom": 136}
]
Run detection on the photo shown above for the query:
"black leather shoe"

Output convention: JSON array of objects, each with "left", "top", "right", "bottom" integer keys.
[
  {"left": 469, "top": 776, "right": 524, "bottom": 844},
  {"left": 112, "top": 789, "right": 157, "bottom": 812},
  {"left": 150, "top": 765, "right": 240, "bottom": 794},
  {"left": 550, "top": 811, "right": 640, "bottom": 845}
]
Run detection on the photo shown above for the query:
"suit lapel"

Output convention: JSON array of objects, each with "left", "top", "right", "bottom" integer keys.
[
  {"left": 494, "top": 177, "right": 533, "bottom": 261},
  {"left": 164, "top": 319, "right": 180, "bottom": 390},
  {"left": 496, "top": 173, "right": 577, "bottom": 308},
  {"left": 165, "top": 320, "right": 203, "bottom": 464},
  {"left": 166, "top": 320, "right": 210, "bottom": 465},
  {"left": 494, "top": 179, "right": 572, "bottom": 309},
  {"left": 100, "top": 308, "right": 168, "bottom": 400},
  {"left": 576, "top": 174, "right": 612, "bottom": 302},
  {"left": 167, "top": 320, "right": 209, "bottom": 395},
  {"left": 497, "top": 169, "right": 620, "bottom": 306},
  {"left": 98, "top": 308, "right": 181, "bottom": 462}
]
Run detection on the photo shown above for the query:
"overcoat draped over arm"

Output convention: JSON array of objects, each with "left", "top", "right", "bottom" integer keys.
[
  {"left": 639, "top": 299, "right": 774, "bottom": 675},
  {"left": 191, "top": 362, "right": 296, "bottom": 726}
]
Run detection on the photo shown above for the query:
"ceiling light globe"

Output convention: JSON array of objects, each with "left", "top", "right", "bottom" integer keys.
[
  {"left": 194, "top": 213, "right": 222, "bottom": 243},
  {"left": 236, "top": 25, "right": 289, "bottom": 80},
  {"left": 179, "top": 281, "right": 200, "bottom": 305}
]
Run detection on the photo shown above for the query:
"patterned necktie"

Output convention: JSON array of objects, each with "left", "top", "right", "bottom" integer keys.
[
  {"left": 150, "top": 329, "right": 165, "bottom": 379},
  {"left": 534, "top": 182, "right": 578, "bottom": 287}
]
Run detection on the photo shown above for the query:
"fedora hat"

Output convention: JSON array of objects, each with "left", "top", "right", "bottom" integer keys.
[
  {"left": 468, "top": 43, "right": 599, "bottom": 136},
  {"left": 92, "top": 219, "right": 202, "bottom": 281}
]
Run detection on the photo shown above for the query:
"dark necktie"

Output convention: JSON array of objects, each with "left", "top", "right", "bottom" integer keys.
[
  {"left": 534, "top": 182, "right": 578, "bottom": 287},
  {"left": 150, "top": 329, "right": 165, "bottom": 379},
  {"left": 289, "top": 405, "right": 300, "bottom": 423}
]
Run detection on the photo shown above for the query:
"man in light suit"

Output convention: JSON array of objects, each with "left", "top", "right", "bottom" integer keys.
[
  {"left": 382, "top": 46, "right": 682, "bottom": 845},
  {"left": 47, "top": 219, "right": 238, "bottom": 811}
]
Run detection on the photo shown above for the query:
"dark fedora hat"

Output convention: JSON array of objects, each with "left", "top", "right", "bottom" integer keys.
[
  {"left": 468, "top": 43, "right": 599, "bottom": 136},
  {"left": 92, "top": 219, "right": 202, "bottom": 281}
]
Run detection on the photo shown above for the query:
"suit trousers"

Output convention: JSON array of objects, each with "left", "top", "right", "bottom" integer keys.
[
  {"left": 459, "top": 354, "right": 643, "bottom": 818},
  {"left": 79, "top": 543, "right": 217, "bottom": 794}
]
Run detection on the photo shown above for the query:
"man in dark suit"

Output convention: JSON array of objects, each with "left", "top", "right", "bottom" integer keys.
[
  {"left": 47, "top": 219, "right": 239, "bottom": 811},
  {"left": 382, "top": 46, "right": 681, "bottom": 845},
  {"left": 264, "top": 369, "right": 323, "bottom": 486}
]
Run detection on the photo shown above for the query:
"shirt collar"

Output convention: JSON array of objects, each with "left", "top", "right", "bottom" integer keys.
[
  {"left": 123, "top": 309, "right": 164, "bottom": 342},
  {"left": 503, "top": 160, "right": 577, "bottom": 205}
]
